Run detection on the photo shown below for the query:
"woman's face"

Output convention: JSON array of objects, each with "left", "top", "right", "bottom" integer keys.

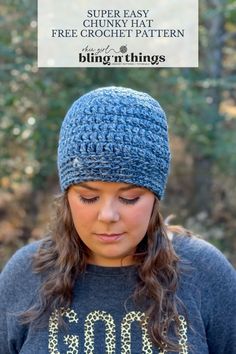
[{"left": 67, "top": 181, "right": 155, "bottom": 267}]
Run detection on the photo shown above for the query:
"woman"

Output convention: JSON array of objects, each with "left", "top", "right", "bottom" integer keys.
[{"left": 0, "top": 86, "right": 235, "bottom": 354}]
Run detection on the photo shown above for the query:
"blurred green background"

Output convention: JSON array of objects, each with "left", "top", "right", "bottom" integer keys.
[{"left": 1, "top": 0, "right": 236, "bottom": 269}]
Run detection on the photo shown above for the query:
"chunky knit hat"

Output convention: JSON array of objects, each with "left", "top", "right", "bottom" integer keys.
[{"left": 58, "top": 86, "right": 171, "bottom": 200}]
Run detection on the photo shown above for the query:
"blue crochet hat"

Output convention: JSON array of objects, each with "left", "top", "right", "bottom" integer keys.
[{"left": 58, "top": 86, "right": 171, "bottom": 199}]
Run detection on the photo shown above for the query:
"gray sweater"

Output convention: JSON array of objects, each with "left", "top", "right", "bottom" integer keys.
[{"left": 0, "top": 235, "right": 235, "bottom": 354}]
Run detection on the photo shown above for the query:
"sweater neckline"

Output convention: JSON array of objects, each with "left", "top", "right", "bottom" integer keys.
[{"left": 85, "top": 263, "right": 137, "bottom": 276}]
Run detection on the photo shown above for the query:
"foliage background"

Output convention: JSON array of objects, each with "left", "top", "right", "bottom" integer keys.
[{"left": 0, "top": 0, "right": 236, "bottom": 269}]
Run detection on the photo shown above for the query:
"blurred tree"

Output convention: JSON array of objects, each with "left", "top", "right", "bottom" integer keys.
[{"left": 160, "top": 0, "right": 236, "bottom": 215}]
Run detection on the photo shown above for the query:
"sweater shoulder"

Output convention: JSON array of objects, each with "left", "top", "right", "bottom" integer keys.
[
  {"left": 172, "top": 234, "right": 227, "bottom": 260},
  {"left": 172, "top": 234, "right": 236, "bottom": 283},
  {"left": 0, "top": 241, "right": 43, "bottom": 291},
  {"left": 1, "top": 241, "right": 41, "bottom": 274}
]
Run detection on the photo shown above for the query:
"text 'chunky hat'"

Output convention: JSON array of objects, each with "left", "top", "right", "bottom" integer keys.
[{"left": 58, "top": 86, "right": 171, "bottom": 200}]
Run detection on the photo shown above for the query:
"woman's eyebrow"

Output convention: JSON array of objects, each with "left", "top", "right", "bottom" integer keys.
[
  {"left": 118, "top": 185, "right": 142, "bottom": 191},
  {"left": 74, "top": 183, "right": 142, "bottom": 192},
  {"left": 75, "top": 183, "right": 99, "bottom": 191}
]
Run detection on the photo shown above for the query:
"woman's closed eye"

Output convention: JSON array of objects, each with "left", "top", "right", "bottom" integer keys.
[
  {"left": 79, "top": 196, "right": 98, "bottom": 204},
  {"left": 119, "top": 196, "right": 140, "bottom": 205},
  {"left": 78, "top": 195, "right": 140, "bottom": 205}
]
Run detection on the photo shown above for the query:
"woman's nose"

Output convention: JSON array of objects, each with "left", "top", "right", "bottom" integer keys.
[{"left": 97, "top": 201, "right": 120, "bottom": 223}]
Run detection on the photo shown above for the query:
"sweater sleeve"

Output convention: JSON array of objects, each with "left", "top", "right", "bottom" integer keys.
[
  {"left": 189, "top": 237, "right": 236, "bottom": 354},
  {"left": 0, "top": 242, "right": 41, "bottom": 354}
]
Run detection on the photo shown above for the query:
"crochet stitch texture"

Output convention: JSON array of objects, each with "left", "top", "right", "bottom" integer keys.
[{"left": 57, "top": 86, "right": 171, "bottom": 199}]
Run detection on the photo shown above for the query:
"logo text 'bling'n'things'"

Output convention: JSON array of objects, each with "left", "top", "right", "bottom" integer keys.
[{"left": 79, "top": 45, "right": 165, "bottom": 66}]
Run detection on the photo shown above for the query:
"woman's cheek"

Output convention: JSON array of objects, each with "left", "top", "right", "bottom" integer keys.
[
  {"left": 131, "top": 202, "right": 153, "bottom": 228},
  {"left": 74, "top": 205, "right": 97, "bottom": 230},
  {"left": 126, "top": 208, "right": 148, "bottom": 228}
]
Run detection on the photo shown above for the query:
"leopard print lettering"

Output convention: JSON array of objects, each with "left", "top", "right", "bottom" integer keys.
[
  {"left": 84, "top": 310, "right": 116, "bottom": 354},
  {"left": 48, "top": 308, "right": 79, "bottom": 354},
  {"left": 178, "top": 315, "right": 188, "bottom": 354},
  {"left": 48, "top": 308, "right": 188, "bottom": 354},
  {"left": 121, "top": 311, "right": 153, "bottom": 354},
  {"left": 159, "top": 315, "right": 188, "bottom": 354}
]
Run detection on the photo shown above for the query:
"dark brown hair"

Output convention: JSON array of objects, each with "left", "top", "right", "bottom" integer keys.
[{"left": 20, "top": 192, "right": 191, "bottom": 351}]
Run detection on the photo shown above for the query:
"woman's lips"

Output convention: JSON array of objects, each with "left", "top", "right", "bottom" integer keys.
[{"left": 95, "top": 233, "right": 124, "bottom": 242}]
